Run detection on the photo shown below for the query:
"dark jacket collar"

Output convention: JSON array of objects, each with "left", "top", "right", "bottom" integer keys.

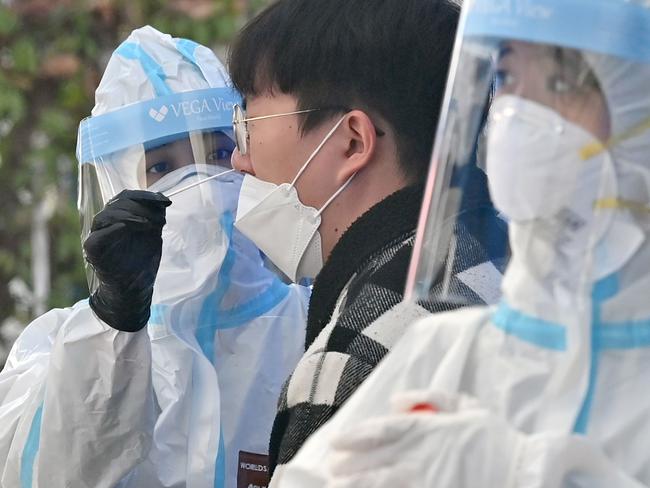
[{"left": 306, "top": 185, "right": 424, "bottom": 348}]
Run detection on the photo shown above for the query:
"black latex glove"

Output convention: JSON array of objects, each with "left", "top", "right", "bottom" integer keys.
[{"left": 83, "top": 189, "right": 172, "bottom": 332}]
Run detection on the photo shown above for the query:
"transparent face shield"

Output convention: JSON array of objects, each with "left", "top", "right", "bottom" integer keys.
[
  {"left": 404, "top": 35, "right": 510, "bottom": 306},
  {"left": 405, "top": 0, "right": 650, "bottom": 308},
  {"left": 77, "top": 87, "right": 241, "bottom": 294}
]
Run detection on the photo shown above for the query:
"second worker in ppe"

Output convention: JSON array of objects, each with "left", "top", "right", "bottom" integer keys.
[{"left": 272, "top": 0, "right": 650, "bottom": 487}]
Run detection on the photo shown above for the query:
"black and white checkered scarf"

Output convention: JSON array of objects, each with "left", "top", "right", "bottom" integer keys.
[{"left": 268, "top": 184, "right": 505, "bottom": 476}]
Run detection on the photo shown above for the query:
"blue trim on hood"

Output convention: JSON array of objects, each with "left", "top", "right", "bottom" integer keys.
[{"left": 115, "top": 42, "right": 172, "bottom": 97}]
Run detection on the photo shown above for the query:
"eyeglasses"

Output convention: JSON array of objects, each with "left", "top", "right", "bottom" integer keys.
[
  {"left": 232, "top": 104, "right": 385, "bottom": 156},
  {"left": 232, "top": 104, "right": 319, "bottom": 156}
]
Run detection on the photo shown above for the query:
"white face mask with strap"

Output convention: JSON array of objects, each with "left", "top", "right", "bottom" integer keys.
[
  {"left": 487, "top": 95, "right": 645, "bottom": 284},
  {"left": 234, "top": 115, "right": 355, "bottom": 282}
]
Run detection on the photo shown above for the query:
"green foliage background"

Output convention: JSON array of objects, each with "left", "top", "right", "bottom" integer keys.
[{"left": 0, "top": 0, "right": 271, "bottom": 365}]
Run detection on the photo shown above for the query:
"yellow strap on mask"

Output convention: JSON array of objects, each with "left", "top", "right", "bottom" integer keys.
[
  {"left": 595, "top": 198, "right": 650, "bottom": 214},
  {"left": 580, "top": 115, "right": 650, "bottom": 161}
]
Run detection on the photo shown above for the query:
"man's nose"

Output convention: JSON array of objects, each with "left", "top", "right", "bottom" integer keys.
[{"left": 231, "top": 148, "right": 255, "bottom": 176}]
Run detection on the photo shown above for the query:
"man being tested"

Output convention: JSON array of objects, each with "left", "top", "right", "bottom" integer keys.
[{"left": 228, "top": 0, "right": 505, "bottom": 476}]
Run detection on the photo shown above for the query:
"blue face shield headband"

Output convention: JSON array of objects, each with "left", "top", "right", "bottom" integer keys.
[
  {"left": 76, "top": 87, "right": 241, "bottom": 164},
  {"left": 464, "top": 0, "right": 650, "bottom": 64}
]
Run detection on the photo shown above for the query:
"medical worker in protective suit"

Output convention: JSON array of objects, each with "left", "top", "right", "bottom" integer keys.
[
  {"left": 0, "top": 26, "right": 309, "bottom": 488},
  {"left": 270, "top": 1, "right": 650, "bottom": 487}
]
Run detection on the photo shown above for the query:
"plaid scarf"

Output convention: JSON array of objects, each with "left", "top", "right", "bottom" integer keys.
[{"left": 268, "top": 184, "right": 504, "bottom": 475}]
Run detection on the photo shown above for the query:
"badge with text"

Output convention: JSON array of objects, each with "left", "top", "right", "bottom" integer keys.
[{"left": 237, "top": 451, "right": 270, "bottom": 488}]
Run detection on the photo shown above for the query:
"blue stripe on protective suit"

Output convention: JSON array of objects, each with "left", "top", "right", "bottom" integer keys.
[
  {"left": 150, "top": 210, "right": 289, "bottom": 487},
  {"left": 492, "top": 302, "right": 567, "bottom": 351},
  {"left": 148, "top": 212, "right": 290, "bottom": 344},
  {"left": 195, "top": 211, "right": 290, "bottom": 360},
  {"left": 574, "top": 274, "right": 619, "bottom": 434},
  {"left": 148, "top": 304, "right": 169, "bottom": 330},
  {"left": 194, "top": 211, "right": 290, "bottom": 487},
  {"left": 115, "top": 42, "right": 172, "bottom": 97},
  {"left": 20, "top": 403, "right": 43, "bottom": 488},
  {"left": 491, "top": 274, "right": 650, "bottom": 434},
  {"left": 214, "top": 429, "right": 226, "bottom": 488},
  {"left": 492, "top": 303, "right": 650, "bottom": 351},
  {"left": 595, "top": 320, "right": 650, "bottom": 349}
]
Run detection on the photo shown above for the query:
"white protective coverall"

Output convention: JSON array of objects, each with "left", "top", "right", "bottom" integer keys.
[
  {"left": 0, "top": 26, "right": 309, "bottom": 488},
  {"left": 270, "top": 1, "right": 650, "bottom": 487}
]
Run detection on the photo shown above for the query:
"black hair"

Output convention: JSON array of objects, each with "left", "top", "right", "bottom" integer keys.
[{"left": 228, "top": 0, "right": 460, "bottom": 183}]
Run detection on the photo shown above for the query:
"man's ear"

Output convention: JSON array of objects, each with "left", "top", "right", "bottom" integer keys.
[{"left": 336, "top": 110, "right": 378, "bottom": 182}]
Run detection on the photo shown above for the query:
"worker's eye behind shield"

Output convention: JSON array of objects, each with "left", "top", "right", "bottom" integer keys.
[{"left": 144, "top": 131, "right": 236, "bottom": 187}]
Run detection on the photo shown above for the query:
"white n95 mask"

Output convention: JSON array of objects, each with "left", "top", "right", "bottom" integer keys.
[
  {"left": 234, "top": 115, "right": 353, "bottom": 282},
  {"left": 486, "top": 95, "right": 610, "bottom": 223},
  {"left": 486, "top": 95, "right": 644, "bottom": 281}
]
